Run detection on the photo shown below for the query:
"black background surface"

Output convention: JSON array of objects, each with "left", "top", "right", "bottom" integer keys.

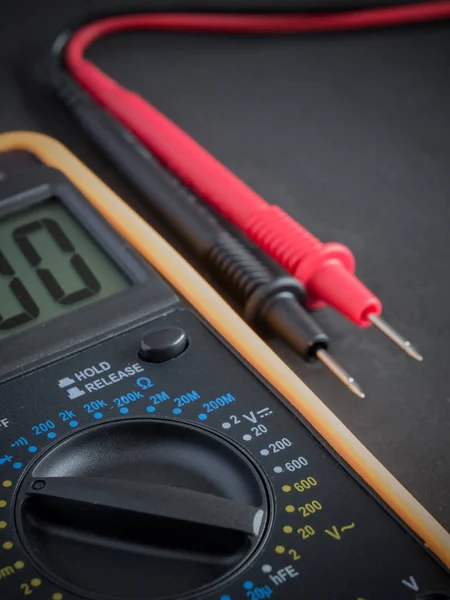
[{"left": 0, "top": 1, "right": 449, "bottom": 529}]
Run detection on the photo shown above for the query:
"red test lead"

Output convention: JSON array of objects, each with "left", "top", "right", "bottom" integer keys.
[{"left": 64, "top": 3, "right": 449, "bottom": 360}]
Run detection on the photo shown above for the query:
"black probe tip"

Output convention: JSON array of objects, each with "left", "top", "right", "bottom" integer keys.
[{"left": 261, "top": 293, "right": 365, "bottom": 398}]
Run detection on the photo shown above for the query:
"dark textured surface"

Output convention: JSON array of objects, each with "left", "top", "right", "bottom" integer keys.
[{"left": 0, "top": 1, "right": 449, "bottom": 528}]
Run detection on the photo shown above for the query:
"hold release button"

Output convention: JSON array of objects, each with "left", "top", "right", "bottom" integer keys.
[{"left": 138, "top": 326, "right": 188, "bottom": 363}]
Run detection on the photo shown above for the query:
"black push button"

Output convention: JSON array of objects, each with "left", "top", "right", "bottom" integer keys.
[{"left": 138, "top": 326, "right": 188, "bottom": 363}]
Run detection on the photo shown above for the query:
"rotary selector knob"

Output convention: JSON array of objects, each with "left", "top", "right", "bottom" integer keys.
[{"left": 15, "top": 419, "right": 271, "bottom": 599}]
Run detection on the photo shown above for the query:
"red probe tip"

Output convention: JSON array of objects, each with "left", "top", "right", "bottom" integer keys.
[{"left": 368, "top": 314, "right": 423, "bottom": 361}]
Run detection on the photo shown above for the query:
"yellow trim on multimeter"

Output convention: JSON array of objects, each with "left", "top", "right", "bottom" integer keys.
[{"left": 1, "top": 131, "right": 449, "bottom": 567}]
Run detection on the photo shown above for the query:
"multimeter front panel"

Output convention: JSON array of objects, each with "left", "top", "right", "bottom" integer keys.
[{"left": 0, "top": 156, "right": 448, "bottom": 600}]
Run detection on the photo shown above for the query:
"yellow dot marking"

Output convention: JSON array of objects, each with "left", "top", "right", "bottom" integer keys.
[
  {"left": 2, "top": 541, "right": 13, "bottom": 550},
  {"left": 282, "top": 485, "right": 291, "bottom": 493},
  {"left": 275, "top": 545, "right": 286, "bottom": 554},
  {"left": 0, "top": 520, "right": 7, "bottom": 529},
  {"left": 14, "top": 560, "right": 25, "bottom": 570},
  {"left": 2, "top": 480, "right": 12, "bottom": 488},
  {"left": 31, "top": 578, "right": 42, "bottom": 588},
  {"left": 52, "top": 594, "right": 64, "bottom": 600},
  {"left": 283, "top": 525, "right": 293, "bottom": 534},
  {"left": 285, "top": 505, "right": 295, "bottom": 513},
  {"left": 0, "top": 500, "right": 6, "bottom": 507}
]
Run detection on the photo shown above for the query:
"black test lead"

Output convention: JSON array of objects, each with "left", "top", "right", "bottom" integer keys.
[{"left": 50, "top": 38, "right": 365, "bottom": 397}]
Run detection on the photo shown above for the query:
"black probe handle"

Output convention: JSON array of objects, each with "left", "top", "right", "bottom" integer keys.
[{"left": 28, "top": 477, "right": 264, "bottom": 537}]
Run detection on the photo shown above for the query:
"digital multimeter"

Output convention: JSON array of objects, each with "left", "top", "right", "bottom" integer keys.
[{"left": 0, "top": 133, "right": 449, "bottom": 600}]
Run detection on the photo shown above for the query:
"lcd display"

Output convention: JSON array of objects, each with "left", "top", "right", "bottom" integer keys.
[{"left": 0, "top": 200, "right": 130, "bottom": 339}]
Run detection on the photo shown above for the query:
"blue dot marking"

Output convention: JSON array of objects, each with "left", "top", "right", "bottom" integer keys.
[
  {"left": 220, "top": 596, "right": 232, "bottom": 600},
  {"left": 13, "top": 462, "right": 22, "bottom": 470},
  {"left": 198, "top": 413, "right": 207, "bottom": 421},
  {"left": 243, "top": 581, "right": 254, "bottom": 590},
  {"left": 28, "top": 446, "right": 37, "bottom": 453},
  {"left": 173, "top": 408, "right": 182, "bottom": 415},
  {"left": 47, "top": 432, "right": 56, "bottom": 440},
  {"left": 69, "top": 421, "right": 78, "bottom": 428},
  {"left": 120, "top": 407, "right": 129, "bottom": 415},
  {"left": 146, "top": 406, "right": 156, "bottom": 413},
  {"left": 94, "top": 412, "right": 103, "bottom": 419}
]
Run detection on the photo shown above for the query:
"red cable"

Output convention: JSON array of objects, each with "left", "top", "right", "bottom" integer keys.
[{"left": 66, "top": 3, "right": 450, "bottom": 326}]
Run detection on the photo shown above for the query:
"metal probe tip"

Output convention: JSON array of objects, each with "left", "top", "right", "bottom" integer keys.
[
  {"left": 316, "top": 349, "right": 366, "bottom": 399},
  {"left": 368, "top": 314, "right": 423, "bottom": 362}
]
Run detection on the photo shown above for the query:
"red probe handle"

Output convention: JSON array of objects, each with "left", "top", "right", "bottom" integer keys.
[
  {"left": 245, "top": 206, "right": 382, "bottom": 323},
  {"left": 65, "top": 3, "right": 450, "bottom": 326}
]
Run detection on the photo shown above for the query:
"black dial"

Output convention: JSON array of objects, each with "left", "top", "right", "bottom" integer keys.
[{"left": 15, "top": 419, "right": 271, "bottom": 600}]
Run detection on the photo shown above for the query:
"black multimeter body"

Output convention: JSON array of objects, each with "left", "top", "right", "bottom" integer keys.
[{"left": 0, "top": 153, "right": 448, "bottom": 600}]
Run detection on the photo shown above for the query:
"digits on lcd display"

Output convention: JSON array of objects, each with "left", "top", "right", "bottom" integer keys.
[{"left": 0, "top": 200, "right": 130, "bottom": 339}]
